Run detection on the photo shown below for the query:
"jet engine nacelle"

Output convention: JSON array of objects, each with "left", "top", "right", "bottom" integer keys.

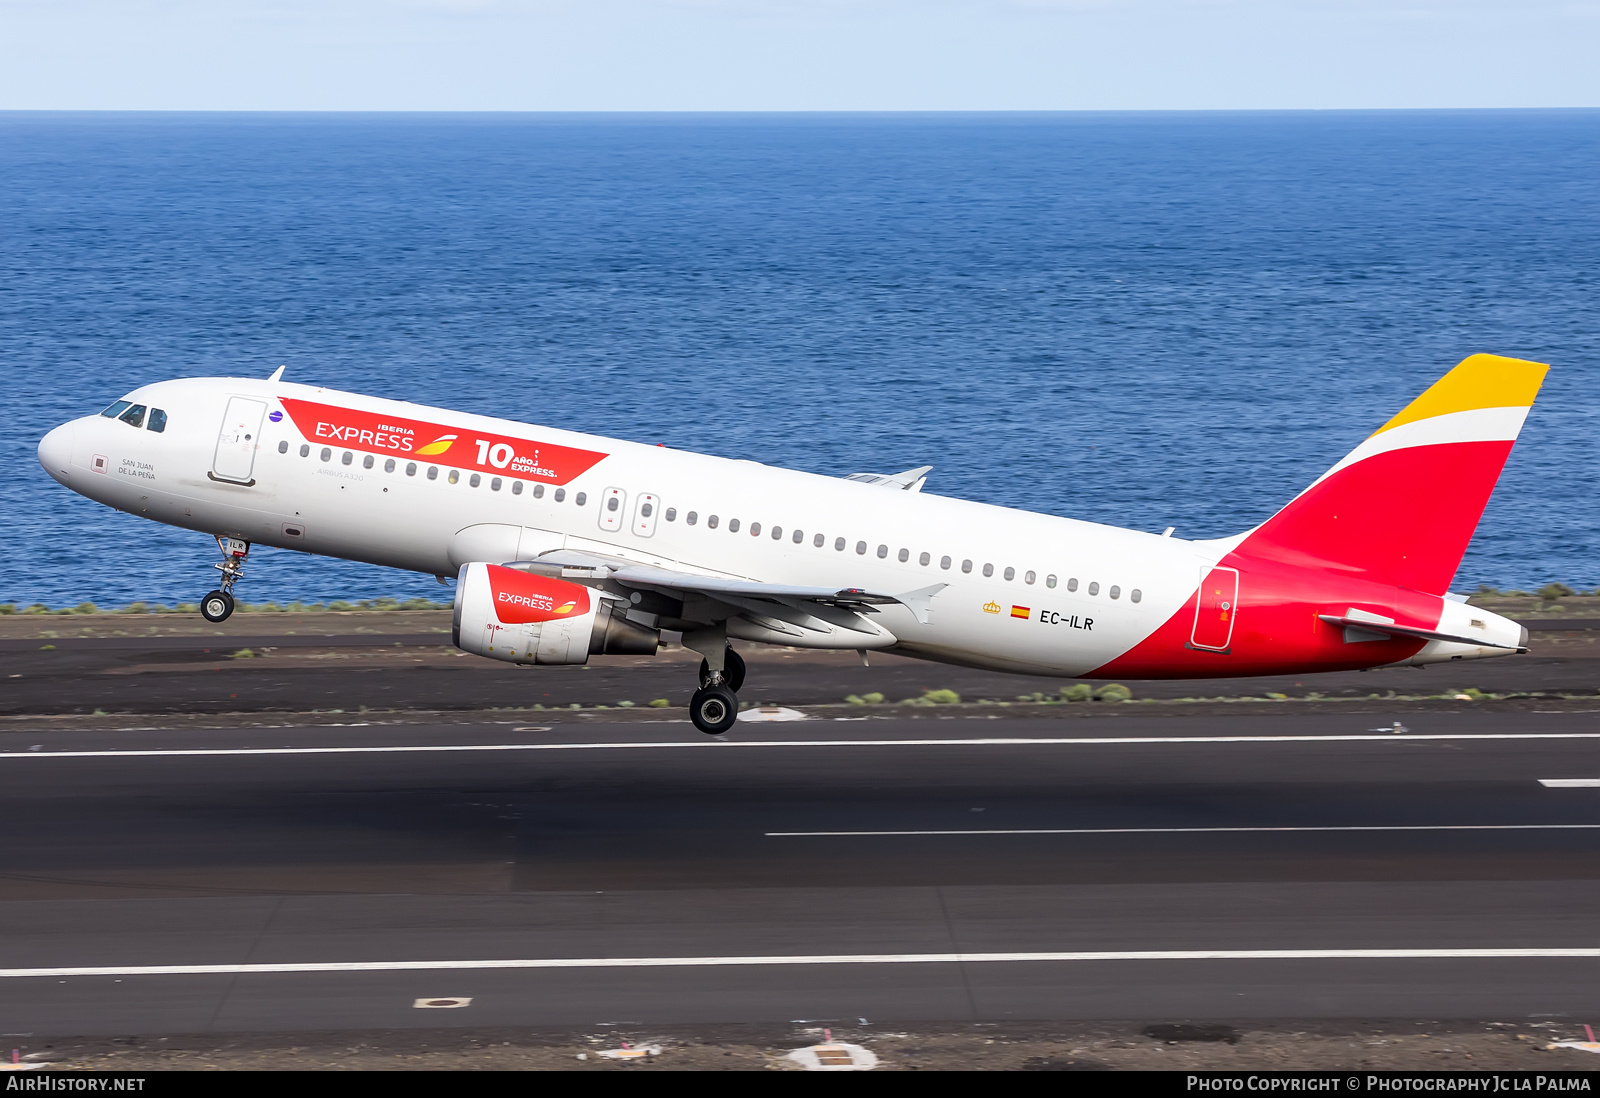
[{"left": 452, "top": 562, "right": 659, "bottom": 665}]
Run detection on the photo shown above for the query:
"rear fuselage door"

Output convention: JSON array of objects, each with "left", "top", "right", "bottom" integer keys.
[
  {"left": 1190, "top": 565, "right": 1239, "bottom": 651},
  {"left": 212, "top": 396, "right": 268, "bottom": 485}
]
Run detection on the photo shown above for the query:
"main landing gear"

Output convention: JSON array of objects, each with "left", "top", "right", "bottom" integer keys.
[
  {"left": 200, "top": 536, "right": 250, "bottom": 623},
  {"left": 688, "top": 645, "right": 746, "bottom": 736}
]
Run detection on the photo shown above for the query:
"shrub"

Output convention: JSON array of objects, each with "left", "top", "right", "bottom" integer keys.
[
  {"left": 72, "top": 602, "right": 97, "bottom": 614},
  {"left": 1093, "top": 683, "right": 1133, "bottom": 702},
  {"left": 862, "top": 692, "right": 885, "bottom": 705},
  {"left": 845, "top": 694, "right": 866, "bottom": 705},
  {"left": 648, "top": 698, "right": 671, "bottom": 708},
  {"left": 21, "top": 604, "right": 49, "bottom": 615},
  {"left": 1539, "top": 583, "right": 1575, "bottom": 602},
  {"left": 231, "top": 649, "right": 255, "bottom": 659},
  {"left": 923, "top": 689, "right": 961, "bottom": 705},
  {"left": 1060, "top": 683, "right": 1093, "bottom": 702},
  {"left": 0, "top": 604, "right": 14, "bottom": 615}
]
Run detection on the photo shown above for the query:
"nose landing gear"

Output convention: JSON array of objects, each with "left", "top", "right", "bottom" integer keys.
[{"left": 200, "top": 536, "right": 250, "bottom": 623}]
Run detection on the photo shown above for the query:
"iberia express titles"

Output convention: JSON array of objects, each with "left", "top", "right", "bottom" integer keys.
[{"left": 279, "top": 399, "right": 607, "bottom": 485}]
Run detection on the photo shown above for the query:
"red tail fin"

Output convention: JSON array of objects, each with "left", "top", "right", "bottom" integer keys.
[{"left": 1236, "top": 354, "right": 1548, "bottom": 594}]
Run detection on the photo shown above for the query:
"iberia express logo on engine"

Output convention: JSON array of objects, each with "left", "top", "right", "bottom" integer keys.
[
  {"left": 485, "top": 565, "right": 591, "bottom": 625},
  {"left": 279, "top": 398, "right": 607, "bottom": 485}
]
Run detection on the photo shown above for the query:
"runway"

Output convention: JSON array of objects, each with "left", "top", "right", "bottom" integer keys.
[{"left": 2, "top": 709, "right": 1600, "bottom": 1035}]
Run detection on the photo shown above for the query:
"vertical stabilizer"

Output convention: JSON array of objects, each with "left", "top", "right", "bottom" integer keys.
[{"left": 1236, "top": 354, "right": 1548, "bottom": 594}]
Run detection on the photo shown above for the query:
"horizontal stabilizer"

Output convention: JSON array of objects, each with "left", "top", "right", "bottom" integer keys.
[{"left": 1316, "top": 614, "right": 1526, "bottom": 652}]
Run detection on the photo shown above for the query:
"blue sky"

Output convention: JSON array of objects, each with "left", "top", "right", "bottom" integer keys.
[{"left": 1, "top": 1, "right": 1596, "bottom": 110}]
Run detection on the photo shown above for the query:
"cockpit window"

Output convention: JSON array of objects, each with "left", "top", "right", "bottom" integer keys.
[
  {"left": 101, "top": 400, "right": 132, "bottom": 419},
  {"left": 147, "top": 408, "right": 168, "bottom": 433},
  {"left": 118, "top": 404, "right": 147, "bottom": 429}
]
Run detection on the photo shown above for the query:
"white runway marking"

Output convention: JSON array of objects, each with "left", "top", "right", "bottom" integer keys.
[
  {"left": 1542, "top": 779, "right": 1600, "bottom": 787},
  {"left": 3, "top": 948, "right": 1600, "bottom": 979},
  {"left": 766, "top": 824, "right": 1600, "bottom": 837},
  {"left": 4, "top": 731, "right": 1600, "bottom": 760}
]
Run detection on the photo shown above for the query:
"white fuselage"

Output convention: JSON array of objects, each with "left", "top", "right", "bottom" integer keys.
[{"left": 40, "top": 376, "right": 1232, "bottom": 676}]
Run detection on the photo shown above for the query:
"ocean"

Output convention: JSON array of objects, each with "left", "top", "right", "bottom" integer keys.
[{"left": 2, "top": 111, "right": 1596, "bottom": 609}]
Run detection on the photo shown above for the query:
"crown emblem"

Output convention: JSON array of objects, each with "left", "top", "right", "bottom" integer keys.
[{"left": 982, "top": 601, "right": 1001, "bottom": 615}]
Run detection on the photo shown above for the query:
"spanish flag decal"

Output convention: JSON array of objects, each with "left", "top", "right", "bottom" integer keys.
[
  {"left": 1011, "top": 605, "right": 1030, "bottom": 620},
  {"left": 415, "top": 434, "right": 458, "bottom": 456}
]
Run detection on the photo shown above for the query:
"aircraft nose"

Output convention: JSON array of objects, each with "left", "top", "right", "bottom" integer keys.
[{"left": 38, "top": 422, "right": 75, "bottom": 486}]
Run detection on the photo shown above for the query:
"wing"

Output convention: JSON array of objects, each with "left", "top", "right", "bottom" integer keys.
[
  {"left": 502, "top": 549, "right": 947, "bottom": 649},
  {"left": 842, "top": 465, "right": 931, "bottom": 492}
]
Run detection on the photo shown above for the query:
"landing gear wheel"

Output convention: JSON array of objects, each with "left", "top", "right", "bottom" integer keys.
[
  {"left": 689, "top": 684, "right": 739, "bottom": 736},
  {"left": 200, "top": 590, "right": 235, "bottom": 623},
  {"left": 698, "top": 648, "right": 746, "bottom": 693}
]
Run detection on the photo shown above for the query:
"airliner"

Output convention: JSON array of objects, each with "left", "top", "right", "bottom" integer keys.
[{"left": 37, "top": 354, "right": 1544, "bottom": 734}]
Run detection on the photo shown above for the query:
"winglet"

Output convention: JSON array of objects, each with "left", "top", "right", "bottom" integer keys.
[
  {"left": 895, "top": 583, "right": 948, "bottom": 625},
  {"left": 267, "top": 365, "right": 286, "bottom": 383}
]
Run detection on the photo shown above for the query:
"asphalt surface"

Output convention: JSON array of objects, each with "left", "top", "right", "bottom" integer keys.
[
  {"left": 4, "top": 620, "right": 1600, "bottom": 715},
  {"left": 2, "top": 708, "right": 1600, "bottom": 1036}
]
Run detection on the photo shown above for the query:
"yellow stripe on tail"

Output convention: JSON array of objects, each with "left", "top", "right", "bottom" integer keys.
[{"left": 1373, "top": 354, "right": 1549, "bottom": 436}]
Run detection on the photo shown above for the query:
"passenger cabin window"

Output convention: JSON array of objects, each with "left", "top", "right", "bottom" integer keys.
[
  {"left": 467, "top": 473, "right": 480, "bottom": 487},
  {"left": 856, "top": 541, "right": 867, "bottom": 555},
  {"left": 406, "top": 462, "right": 417, "bottom": 476},
  {"left": 962, "top": 559, "right": 972, "bottom": 573},
  {"left": 813, "top": 533, "right": 824, "bottom": 547},
  {"left": 385, "top": 458, "right": 396, "bottom": 473},
  {"left": 835, "top": 538, "right": 845, "bottom": 551},
  {"left": 898, "top": 548, "right": 909, "bottom": 562},
  {"left": 707, "top": 515, "right": 718, "bottom": 529},
  {"left": 665, "top": 507, "right": 677, "bottom": 521},
  {"left": 793, "top": 530, "right": 804, "bottom": 544},
  {"left": 1110, "top": 585, "right": 1121, "bottom": 599},
  {"left": 686, "top": 511, "right": 697, "bottom": 525},
  {"left": 607, "top": 496, "right": 620, "bottom": 512},
  {"left": 982, "top": 563, "right": 994, "bottom": 577},
  {"left": 1025, "top": 571, "right": 1036, "bottom": 585},
  {"left": 575, "top": 492, "right": 586, "bottom": 506},
  {"left": 919, "top": 552, "right": 930, "bottom": 566},
  {"left": 278, "top": 440, "right": 289, "bottom": 454},
  {"left": 1003, "top": 566, "right": 1015, "bottom": 581},
  {"left": 342, "top": 451, "right": 353, "bottom": 465},
  {"left": 1088, "top": 581, "right": 1099, "bottom": 595},
  {"left": 749, "top": 522, "right": 760, "bottom": 536},
  {"left": 301, "top": 444, "right": 311, "bottom": 458},
  {"left": 532, "top": 484, "right": 543, "bottom": 497},
  {"left": 321, "top": 448, "right": 332, "bottom": 462},
  {"left": 147, "top": 409, "right": 168, "bottom": 433},
  {"left": 101, "top": 400, "right": 132, "bottom": 419},
  {"left": 363, "top": 454, "right": 374, "bottom": 469},
  {"left": 941, "top": 555, "right": 952, "bottom": 570},
  {"left": 554, "top": 488, "right": 565, "bottom": 502},
  {"left": 1046, "top": 575, "right": 1057, "bottom": 588},
  {"left": 448, "top": 470, "right": 460, "bottom": 484},
  {"left": 512, "top": 481, "right": 522, "bottom": 495},
  {"left": 1067, "top": 578, "right": 1078, "bottom": 591},
  {"left": 119, "top": 404, "right": 146, "bottom": 429},
  {"left": 1131, "top": 589, "right": 1142, "bottom": 603},
  {"left": 491, "top": 477, "right": 502, "bottom": 491},
  {"left": 729, "top": 518, "right": 740, "bottom": 532},
  {"left": 427, "top": 466, "right": 438, "bottom": 480}
]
